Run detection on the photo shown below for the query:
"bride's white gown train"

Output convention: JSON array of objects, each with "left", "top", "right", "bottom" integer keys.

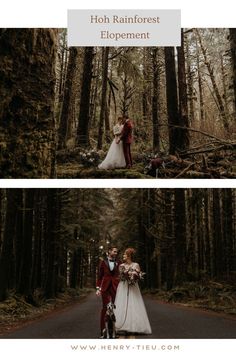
[
  {"left": 114, "top": 264, "right": 152, "bottom": 334},
  {"left": 98, "top": 124, "right": 126, "bottom": 170}
]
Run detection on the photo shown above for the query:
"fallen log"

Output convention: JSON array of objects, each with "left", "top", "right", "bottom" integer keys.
[
  {"left": 180, "top": 143, "right": 236, "bottom": 157},
  {"left": 174, "top": 162, "right": 196, "bottom": 178}
]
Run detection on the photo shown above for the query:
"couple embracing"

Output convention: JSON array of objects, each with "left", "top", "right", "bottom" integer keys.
[
  {"left": 98, "top": 115, "right": 133, "bottom": 170},
  {"left": 96, "top": 246, "right": 152, "bottom": 336}
]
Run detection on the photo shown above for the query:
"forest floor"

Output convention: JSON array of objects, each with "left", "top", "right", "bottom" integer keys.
[
  {"left": 0, "top": 288, "right": 92, "bottom": 336},
  {"left": 56, "top": 162, "right": 152, "bottom": 179},
  {"left": 56, "top": 147, "right": 236, "bottom": 179},
  {"left": 144, "top": 280, "right": 236, "bottom": 316}
]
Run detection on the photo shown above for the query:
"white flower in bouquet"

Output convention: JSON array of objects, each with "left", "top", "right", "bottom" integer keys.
[{"left": 120, "top": 265, "right": 145, "bottom": 286}]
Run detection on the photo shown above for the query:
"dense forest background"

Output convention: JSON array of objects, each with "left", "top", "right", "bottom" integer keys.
[
  {"left": 0, "top": 29, "right": 236, "bottom": 177},
  {"left": 0, "top": 188, "right": 235, "bottom": 311}
]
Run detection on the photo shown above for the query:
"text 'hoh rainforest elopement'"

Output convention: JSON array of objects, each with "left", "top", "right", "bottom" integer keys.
[{"left": 67, "top": 10, "right": 180, "bottom": 46}]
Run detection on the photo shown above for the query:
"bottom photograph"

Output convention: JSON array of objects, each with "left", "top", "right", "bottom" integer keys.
[{"left": 0, "top": 188, "right": 236, "bottom": 339}]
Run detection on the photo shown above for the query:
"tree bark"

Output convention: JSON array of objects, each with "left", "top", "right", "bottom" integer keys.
[
  {"left": 90, "top": 54, "right": 101, "bottom": 126},
  {"left": 97, "top": 47, "right": 109, "bottom": 150},
  {"left": 177, "top": 29, "right": 190, "bottom": 151},
  {"left": 0, "top": 190, "right": 17, "bottom": 300},
  {"left": 174, "top": 189, "right": 187, "bottom": 283},
  {"left": 0, "top": 29, "right": 58, "bottom": 178},
  {"left": 229, "top": 29, "right": 236, "bottom": 115},
  {"left": 222, "top": 189, "right": 233, "bottom": 277},
  {"left": 164, "top": 47, "right": 180, "bottom": 154},
  {"left": 196, "top": 36, "right": 205, "bottom": 122},
  {"left": 15, "top": 190, "right": 24, "bottom": 288},
  {"left": 58, "top": 47, "right": 79, "bottom": 149},
  {"left": 220, "top": 54, "right": 230, "bottom": 120},
  {"left": 31, "top": 190, "right": 42, "bottom": 290},
  {"left": 44, "top": 189, "right": 57, "bottom": 298},
  {"left": 77, "top": 47, "right": 94, "bottom": 147},
  {"left": 17, "top": 190, "right": 35, "bottom": 300},
  {"left": 142, "top": 48, "right": 150, "bottom": 123},
  {"left": 0, "top": 190, "right": 3, "bottom": 251},
  {"left": 185, "top": 35, "right": 195, "bottom": 123},
  {"left": 58, "top": 30, "right": 68, "bottom": 100},
  {"left": 164, "top": 190, "right": 175, "bottom": 290},
  {"left": 151, "top": 48, "right": 160, "bottom": 152},
  {"left": 70, "top": 228, "right": 79, "bottom": 288},
  {"left": 203, "top": 190, "right": 211, "bottom": 276},
  {"left": 212, "top": 189, "right": 223, "bottom": 278}
]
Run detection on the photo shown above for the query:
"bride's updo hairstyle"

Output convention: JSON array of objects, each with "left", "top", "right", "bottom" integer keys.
[{"left": 125, "top": 248, "right": 136, "bottom": 260}]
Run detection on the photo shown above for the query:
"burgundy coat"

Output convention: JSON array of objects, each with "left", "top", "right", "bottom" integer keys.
[
  {"left": 96, "top": 258, "right": 121, "bottom": 292},
  {"left": 121, "top": 119, "right": 133, "bottom": 144}
]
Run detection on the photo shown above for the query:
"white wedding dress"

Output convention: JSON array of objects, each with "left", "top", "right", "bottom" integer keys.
[
  {"left": 114, "top": 262, "right": 152, "bottom": 334},
  {"left": 98, "top": 124, "right": 126, "bottom": 170}
]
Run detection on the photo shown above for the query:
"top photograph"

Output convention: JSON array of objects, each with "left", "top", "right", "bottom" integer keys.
[{"left": 0, "top": 28, "right": 236, "bottom": 179}]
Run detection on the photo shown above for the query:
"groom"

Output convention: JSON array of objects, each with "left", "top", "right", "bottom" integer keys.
[
  {"left": 117, "top": 115, "right": 133, "bottom": 168},
  {"left": 96, "top": 246, "right": 121, "bottom": 336}
]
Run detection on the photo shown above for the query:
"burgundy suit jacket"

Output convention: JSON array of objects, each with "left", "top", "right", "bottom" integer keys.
[
  {"left": 96, "top": 258, "right": 121, "bottom": 292},
  {"left": 121, "top": 119, "right": 133, "bottom": 144}
]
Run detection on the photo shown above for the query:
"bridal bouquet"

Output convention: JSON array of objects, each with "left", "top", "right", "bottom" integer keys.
[{"left": 119, "top": 265, "right": 145, "bottom": 286}]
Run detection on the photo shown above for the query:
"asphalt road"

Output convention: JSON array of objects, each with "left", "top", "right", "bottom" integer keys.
[{"left": 0, "top": 293, "right": 236, "bottom": 339}]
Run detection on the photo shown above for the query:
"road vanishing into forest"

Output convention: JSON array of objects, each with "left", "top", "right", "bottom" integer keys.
[{"left": 0, "top": 293, "right": 236, "bottom": 339}]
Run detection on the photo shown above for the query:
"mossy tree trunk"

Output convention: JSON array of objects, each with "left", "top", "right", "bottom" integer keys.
[
  {"left": 58, "top": 47, "right": 79, "bottom": 149},
  {"left": 77, "top": 47, "right": 94, "bottom": 147},
  {"left": 0, "top": 29, "right": 58, "bottom": 178},
  {"left": 97, "top": 47, "right": 109, "bottom": 150}
]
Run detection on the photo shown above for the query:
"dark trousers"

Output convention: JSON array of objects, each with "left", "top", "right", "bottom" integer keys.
[
  {"left": 100, "top": 285, "right": 116, "bottom": 333},
  {"left": 123, "top": 143, "right": 132, "bottom": 168}
]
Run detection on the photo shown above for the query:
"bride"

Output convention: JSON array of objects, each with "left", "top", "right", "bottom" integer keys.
[
  {"left": 98, "top": 117, "right": 126, "bottom": 170},
  {"left": 114, "top": 248, "right": 152, "bottom": 334}
]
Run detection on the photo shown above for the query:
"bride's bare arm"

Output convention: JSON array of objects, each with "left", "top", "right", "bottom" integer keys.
[{"left": 134, "top": 263, "right": 141, "bottom": 273}]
